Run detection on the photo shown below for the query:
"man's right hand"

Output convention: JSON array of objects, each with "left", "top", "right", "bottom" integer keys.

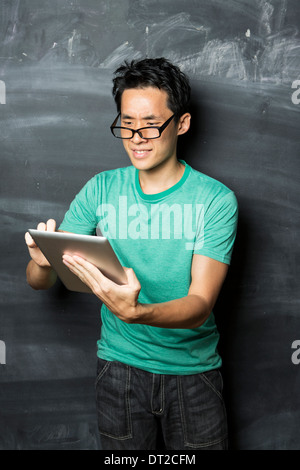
[
  {"left": 25, "top": 219, "right": 58, "bottom": 290},
  {"left": 25, "top": 219, "right": 56, "bottom": 267}
]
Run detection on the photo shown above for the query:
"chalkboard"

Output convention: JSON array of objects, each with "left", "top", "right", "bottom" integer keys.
[{"left": 0, "top": 0, "right": 299, "bottom": 450}]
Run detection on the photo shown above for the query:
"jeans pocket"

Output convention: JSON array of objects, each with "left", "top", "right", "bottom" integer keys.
[
  {"left": 95, "top": 358, "right": 132, "bottom": 440},
  {"left": 178, "top": 369, "right": 228, "bottom": 448}
]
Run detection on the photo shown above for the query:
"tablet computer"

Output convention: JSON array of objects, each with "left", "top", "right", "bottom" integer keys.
[{"left": 28, "top": 229, "right": 127, "bottom": 293}]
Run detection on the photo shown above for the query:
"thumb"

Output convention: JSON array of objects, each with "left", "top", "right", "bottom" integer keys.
[
  {"left": 25, "top": 231, "right": 37, "bottom": 248},
  {"left": 123, "top": 267, "right": 141, "bottom": 289}
]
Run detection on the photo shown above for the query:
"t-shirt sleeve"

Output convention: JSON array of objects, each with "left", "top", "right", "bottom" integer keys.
[
  {"left": 58, "top": 176, "right": 98, "bottom": 235},
  {"left": 193, "top": 191, "right": 238, "bottom": 264}
]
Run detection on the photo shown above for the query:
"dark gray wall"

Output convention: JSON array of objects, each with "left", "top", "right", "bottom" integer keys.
[{"left": 0, "top": 0, "right": 299, "bottom": 450}]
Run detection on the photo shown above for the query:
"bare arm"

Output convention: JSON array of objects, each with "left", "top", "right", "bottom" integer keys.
[
  {"left": 62, "top": 253, "right": 228, "bottom": 328},
  {"left": 25, "top": 219, "right": 68, "bottom": 290},
  {"left": 132, "top": 254, "right": 228, "bottom": 328},
  {"left": 26, "top": 259, "right": 57, "bottom": 290}
]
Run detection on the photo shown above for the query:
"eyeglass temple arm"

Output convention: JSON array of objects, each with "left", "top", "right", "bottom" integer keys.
[{"left": 110, "top": 112, "right": 121, "bottom": 131}]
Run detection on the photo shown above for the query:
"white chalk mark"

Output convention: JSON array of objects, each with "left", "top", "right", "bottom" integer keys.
[
  {"left": 68, "top": 29, "right": 81, "bottom": 61},
  {"left": 68, "top": 30, "right": 75, "bottom": 59},
  {"left": 99, "top": 42, "right": 142, "bottom": 69},
  {"left": 97, "top": 9, "right": 299, "bottom": 85},
  {"left": 258, "top": 1, "right": 274, "bottom": 37},
  {"left": 146, "top": 26, "right": 149, "bottom": 58}
]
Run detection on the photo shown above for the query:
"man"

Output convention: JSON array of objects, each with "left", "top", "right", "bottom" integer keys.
[{"left": 25, "top": 58, "right": 238, "bottom": 450}]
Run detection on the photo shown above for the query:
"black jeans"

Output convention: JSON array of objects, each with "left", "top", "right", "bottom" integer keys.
[{"left": 95, "top": 358, "right": 228, "bottom": 450}]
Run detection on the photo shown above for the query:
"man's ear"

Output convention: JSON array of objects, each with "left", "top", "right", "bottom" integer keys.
[{"left": 177, "top": 113, "right": 191, "bottom": 136}]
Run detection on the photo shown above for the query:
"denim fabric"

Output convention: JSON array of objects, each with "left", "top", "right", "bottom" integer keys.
[{"left": 95, "top": 358, "right": 228, "bottom": 450}]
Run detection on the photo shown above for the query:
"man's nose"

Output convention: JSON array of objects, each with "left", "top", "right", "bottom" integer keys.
[{"left": 131, "top": 130, "right": 147, "bottom": 143}]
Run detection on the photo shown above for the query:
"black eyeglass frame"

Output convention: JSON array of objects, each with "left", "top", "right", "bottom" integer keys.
[{"left": 110, "top": 113, "right": 175, "bottom": 139}]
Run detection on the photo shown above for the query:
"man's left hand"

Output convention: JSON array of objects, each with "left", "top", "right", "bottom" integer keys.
[{"left": 62, "top": 254, "right": 141, "bottom": 323}]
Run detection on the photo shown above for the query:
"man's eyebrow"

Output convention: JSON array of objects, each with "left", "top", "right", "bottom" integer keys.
[
  {"left": 121, "top": 114, "right": 133, "bottom": 120},
  {"left": 142, "top": 114, "right": 160, "bottom": 120},
  {"left": 121, "top": 113, "right": 161, "bottom": 120}
]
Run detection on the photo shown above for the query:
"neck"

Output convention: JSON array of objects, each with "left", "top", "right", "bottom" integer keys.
[{"left": 138, "top": 158, "right": 185, "bottom": 195}]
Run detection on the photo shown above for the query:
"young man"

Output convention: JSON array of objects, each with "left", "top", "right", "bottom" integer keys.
[{"left": 25, "top": 58, "right": 238, "bottom": 450}]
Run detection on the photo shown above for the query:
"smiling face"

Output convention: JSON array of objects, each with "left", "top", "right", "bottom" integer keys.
[{"left": 120, "top": 87, "right": 190, "bottom": 172}]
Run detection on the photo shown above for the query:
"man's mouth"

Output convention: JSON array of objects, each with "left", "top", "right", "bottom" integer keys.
[{"left": 132, "top": 149, "right": 151, "bottom": 158}]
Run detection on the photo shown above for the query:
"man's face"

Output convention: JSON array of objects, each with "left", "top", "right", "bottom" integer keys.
[{"left": 119, "top": 87, "right": 181, "bottom": 171}]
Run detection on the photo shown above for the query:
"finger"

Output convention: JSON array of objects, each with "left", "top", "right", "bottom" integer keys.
[
  {"left": 25, "top": 231, "right": 37, "bottom": 248},
  {"left": 46, "top": 219, "right": 56, "bottom": 232},
  {"left": 37, "top": 222, "right": 46, "bottom": 231},
  {"left": 72, "top": 256, "right": 117, "bottom": 291},
  {"left": 65, "top": 255, "right": 116, "bottom": 292},
  {"left": 64, "top": 255, "right": 104, "bottom": 284},
  {"left": 62, "top": 255, "right": 100, "bottom": 292},
  {"left": 72, "top": 255, "right": 105, "bottom": 277}
]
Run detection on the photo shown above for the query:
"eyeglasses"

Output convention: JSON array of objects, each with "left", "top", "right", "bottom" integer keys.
[{"left": 110, "top": 113, "right": 175, "bottom": 139}]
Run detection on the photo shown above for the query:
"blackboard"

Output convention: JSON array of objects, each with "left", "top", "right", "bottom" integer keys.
[{"left": 0, "top": 0, "right": 299, "bottom": 450}]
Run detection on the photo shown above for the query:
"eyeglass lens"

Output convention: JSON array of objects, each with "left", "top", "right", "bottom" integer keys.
[{"left": 112, "top": 127, "right": 161, "bottom": 139}]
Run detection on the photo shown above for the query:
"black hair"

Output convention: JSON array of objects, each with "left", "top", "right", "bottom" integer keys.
[{"left": 112, "top": 57, "right": 191, "bottom": 120}]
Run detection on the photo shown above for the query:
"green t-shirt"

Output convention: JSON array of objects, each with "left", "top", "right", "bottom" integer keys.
[{"left": 59, "top": 160, "right": 238, "bottom": 374}]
